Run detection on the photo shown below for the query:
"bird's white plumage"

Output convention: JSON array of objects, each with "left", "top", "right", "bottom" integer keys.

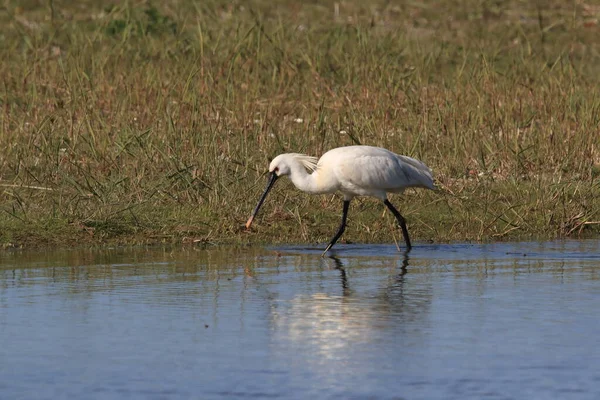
[
  {"left": 250, "top": 145, "right": 435, "bottom": 252},
  {"left": 285, "top": 153, "right": 318, "bottom": 172},
  {"left": 318, "top": 146, "right": 434, "bottom": 199},
  {"left": 269, "top": 145, "right": 435, "bottom": 200}
]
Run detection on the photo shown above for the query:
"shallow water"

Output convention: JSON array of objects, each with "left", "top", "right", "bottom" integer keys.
[{"left": 1, "top": 241, "right": 600, "bottom": 399}]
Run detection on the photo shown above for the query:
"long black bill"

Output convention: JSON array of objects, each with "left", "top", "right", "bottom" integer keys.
[{"left": 245, "top": 172, "right": 278, "bottom": 229}]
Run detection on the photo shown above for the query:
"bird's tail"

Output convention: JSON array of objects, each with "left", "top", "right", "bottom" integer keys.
[{"left": 397, "top": 155, "right": 436, "bottom": 190}]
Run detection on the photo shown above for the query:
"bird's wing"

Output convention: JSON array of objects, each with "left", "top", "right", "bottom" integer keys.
[
  {"left": 335, "top": 152, "right": 435, "bottom": 193},
  {"left": 394, "top": 154, "right": 435, "bottom": 189}
]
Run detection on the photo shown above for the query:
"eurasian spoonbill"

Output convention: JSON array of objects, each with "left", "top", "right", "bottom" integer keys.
[{"left": 245, "top": 145, "right": 435, "bottom": 255}]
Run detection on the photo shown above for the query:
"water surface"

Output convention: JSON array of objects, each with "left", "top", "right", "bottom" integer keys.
[{"left": 1, "top": 241, "right": 599, "bottom": 399}]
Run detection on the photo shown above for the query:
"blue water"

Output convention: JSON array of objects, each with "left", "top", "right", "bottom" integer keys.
[{"left": 1, "top": 241, "right": 599, "bottom": 399}]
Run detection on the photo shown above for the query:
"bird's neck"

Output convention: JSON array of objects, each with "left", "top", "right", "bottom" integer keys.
[{"left": 288, "top": 162, "right": 321, "bottom": 194}]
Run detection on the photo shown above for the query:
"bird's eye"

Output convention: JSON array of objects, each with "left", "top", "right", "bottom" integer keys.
[{"left": 274, "top": 167, "right": 279, "bottom": 172}]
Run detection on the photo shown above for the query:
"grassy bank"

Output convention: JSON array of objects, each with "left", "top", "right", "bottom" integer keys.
[{"left": 1, "top": 0, "right": 599, "bottom": 248}]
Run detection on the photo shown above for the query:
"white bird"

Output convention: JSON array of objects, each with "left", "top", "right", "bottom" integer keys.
[{"left": 245, "top": 145, "right": 435, "bottom": 255}]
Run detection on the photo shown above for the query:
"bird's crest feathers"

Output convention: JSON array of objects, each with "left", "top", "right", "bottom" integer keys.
[{"left": 289, "top": 154, "right": 318, "bottom": 172}]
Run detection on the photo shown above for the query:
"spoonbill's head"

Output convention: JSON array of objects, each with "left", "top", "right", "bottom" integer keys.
[
  {"left": 246, "top": 153, "right": 317, "bottom": 229},
  {"left": 269, "top": 154, "right": 293, "bottom": 176}
]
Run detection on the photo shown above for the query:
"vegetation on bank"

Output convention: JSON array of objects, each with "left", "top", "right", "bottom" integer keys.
[{"left": 1, "top": 0, "right": 599, "bottom": 248}]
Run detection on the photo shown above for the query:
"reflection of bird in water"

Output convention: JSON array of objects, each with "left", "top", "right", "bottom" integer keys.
[
  {"left": 270, "top": 252, "right": 432, "bottom": 370},
  {"left": 322, "top": 255, "right": 349, "bottom": 293},
  {"left": 320, "top": 252, "right": 431, "bottom": 326},
  {"left": 322, "top": 252, "right": 410, "bottom": 294},
  {"left": 395, "top": 250, "right": 410, "bottom": 284}
]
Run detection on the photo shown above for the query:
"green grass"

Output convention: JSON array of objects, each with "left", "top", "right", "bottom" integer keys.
[{"left": 1, "top": 0, "right": 599, "bottom": 248}]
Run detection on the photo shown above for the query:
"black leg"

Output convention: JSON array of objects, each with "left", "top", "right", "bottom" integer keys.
[
  {"left": 322, "top": 200, "right": 350, "bottom": 255},
  {"left": 384, "top": 199, "right": 412, "bottom": 251}
]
